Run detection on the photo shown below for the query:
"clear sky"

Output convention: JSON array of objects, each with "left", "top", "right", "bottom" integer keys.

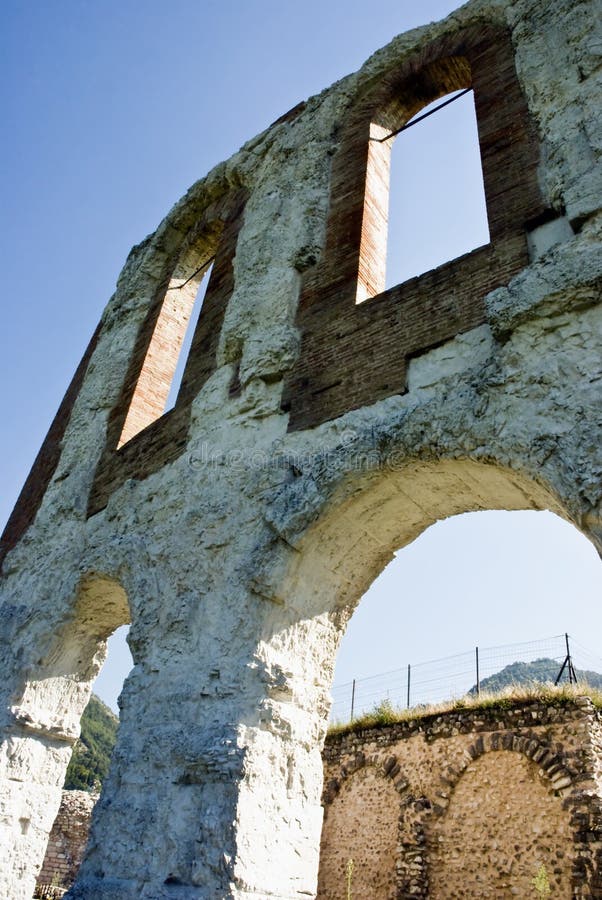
[{"left": 2, "top": 1, "right": 600, "bottom": 714}]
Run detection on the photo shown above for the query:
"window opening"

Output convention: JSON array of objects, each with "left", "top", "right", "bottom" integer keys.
[
  {"left": 356, "top": 88, "right": 490, "bottom": 302},
  {"left": 117, "top": 249, "right": 216, "bottom": 448},
  {"left": 164, "top": 262, "right": 213, "bottom": 412},
  {"left": 385, "top": 88, "right": 489, "bottom": 288}
]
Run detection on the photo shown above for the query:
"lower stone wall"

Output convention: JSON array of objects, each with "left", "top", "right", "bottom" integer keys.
[
  {"left": 319, "top": 697, "right": 602, "bottom": 899},
  {"left": 34, "top": 791, "right": 97, "bottom": 897},
  {"left": 35, "top": 699, "right": 602, "bottom": 899}
]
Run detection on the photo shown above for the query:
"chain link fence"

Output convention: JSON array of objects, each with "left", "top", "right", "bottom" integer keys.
[{"left": 330, "top": 633, "right": 602, "bottom": 724}]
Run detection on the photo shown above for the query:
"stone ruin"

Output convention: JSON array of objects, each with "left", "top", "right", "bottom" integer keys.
[
  {"left": 318, "top": 697, "right": 602, "bottom": 897},
  {"left": 0, "top": 0, "right": 600, "bottom": 895},
  {"left": 35, "top": 790, "right": 96, "bottom": 898},
  {"left": 34, "top": 698, "right": 602, "bottom": 897}
]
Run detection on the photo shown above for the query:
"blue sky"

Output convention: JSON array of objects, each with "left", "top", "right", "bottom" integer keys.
[{"left": 2, "top": 1, "right": 600, "bottom": 713}]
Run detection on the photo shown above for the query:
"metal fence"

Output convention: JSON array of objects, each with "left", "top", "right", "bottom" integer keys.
[{"left": 329, "top": 633, "right": 602, "bottom": 724}]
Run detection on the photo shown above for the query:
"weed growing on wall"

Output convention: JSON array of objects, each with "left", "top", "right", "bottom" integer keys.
[
  {"left": 328, "top": 684, "right": 602, "bottom": 736},
  {"left": 532, "top": 864, "right": 551, "bottom": 897},
  {"left": 346, "top": 858, "right": 354, "bottom": 900}
]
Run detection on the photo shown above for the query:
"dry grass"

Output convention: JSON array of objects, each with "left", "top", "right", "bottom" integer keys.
[{"left": 328, "top": 682, "right": 602, "bottom": 737}]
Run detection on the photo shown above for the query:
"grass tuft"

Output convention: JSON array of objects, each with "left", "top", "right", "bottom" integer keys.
[{"left": 328, "top": 682, "right": 602, "bottom": 737}]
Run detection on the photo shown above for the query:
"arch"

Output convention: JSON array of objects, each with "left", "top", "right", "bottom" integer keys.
[
  {"left": 276, "top": 456, "right": 577, "bottom": 626},
  {"left": 410, "top": 728, "right": 597, "bottom": 897},
  {"left": 11, "top": 574, "right": 130, "bottom": 737},
  {"left": 266, "top": 454, "right": 601, "bottom": 896},
  {"left": 427, "top": 738, "right": 580, "bottom": 898},
  {"left": 318, "top": 754, "right": 405, "bottom": 900},
  {"left": 440, "top": 730, "right": 576, "bottom": 795},
  {"left": 322, "top": 751, "right": 409, "bottom": 806}
]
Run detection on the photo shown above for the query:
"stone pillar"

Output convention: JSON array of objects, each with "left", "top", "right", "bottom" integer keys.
[
  {"left": 66, "top": 583, "right": 339, "bottom": 899},
  {"left": 0, "top": 727, "right": 73, "bottom": 900},
  {"left": 0, "top": 575, "right": 129, "bottom": 900}
]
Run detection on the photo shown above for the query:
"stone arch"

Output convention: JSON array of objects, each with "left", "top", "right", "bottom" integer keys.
[
  {"left": 385, "top": 726, "right": 602, "bottom": 899},
  {"left": 11, "top": 574, "right": 130, "bottom": 734},
  {"left": 2, "top": 572, "right": 131, "bottom": 900},
  {"left": 322, "top": 750, "right": 411, "bottom": 807},
  {"left": 318, "top": 752, "right": 409, "bottom": 899},
  {"left": 426, "top": 736, "right": 581, "bottom": 898},
  {"left": 263, "top": 455, "right": 600, "bottom": 895},
  {"left": 272, "top": 455, "right": 589, "bottom": 630},
  {"left": 444, "top": 730, "right": 576, "bottom": 795}
]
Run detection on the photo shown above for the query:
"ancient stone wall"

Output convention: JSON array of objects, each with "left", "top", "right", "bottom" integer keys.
[
  {"left": 0, "top": 0, "right": 600, "bottom": 896},
  {"left": 36, "top": 699, "right": 602, "bottom": 899},
  {"left": 319, "top": 697, "right": 602, "bottom": 899},
  {"left": 35, "top": 791, "right": 97, "bottom": 896}
]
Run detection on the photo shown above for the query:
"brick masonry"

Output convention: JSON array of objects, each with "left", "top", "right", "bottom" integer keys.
[
  {"left": 319, "top": 698, "right": 602, "bottom": 899},
  {"left": 35, "top": 791, "right": 97, "bottom": 895},
  {"left": 282, "top": 26, "right": 546, "bottom": 430}
]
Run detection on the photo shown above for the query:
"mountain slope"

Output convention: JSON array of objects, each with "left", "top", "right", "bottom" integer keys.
[
  {"left": 64, "top": 694, "right": 119, "bottom": 791},
  {"left": 471, "top": 657, "right": 602, "bottom": 695}
]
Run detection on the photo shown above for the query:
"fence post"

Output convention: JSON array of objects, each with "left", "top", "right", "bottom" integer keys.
[
  {"left": 476, "top": 646, "right": 480, "bottom": 696},
  {"left": 407, "top": 664, "right": 411, "bottom": 709},
  {"left": 566, "top": 633, "right": 577, "bottom": 684},
  {"left": 350, "top": 679, "right": 356, "bottom": 721}
]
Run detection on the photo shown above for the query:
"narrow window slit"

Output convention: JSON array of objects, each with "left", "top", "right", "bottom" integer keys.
[
  {"left": 117, "top": 247, "right": 217, "bottom": 448},
  {"left": 164, "top": 262, "right": 213, "bottom": 412}
]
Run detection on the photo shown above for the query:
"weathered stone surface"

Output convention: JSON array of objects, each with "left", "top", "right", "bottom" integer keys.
[{"left": 0, "top": 0, "right": 600, "bottom": 896}]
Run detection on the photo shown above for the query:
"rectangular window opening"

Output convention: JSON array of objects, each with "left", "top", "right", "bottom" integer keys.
[
  {"left": 163, "top": 262, "right": 213, "bottom": 413},
  {"left": 117, "top": 257, "right": 215, "bottom": 448},
  {"left": 356, "top": 88, "right": 490, "bottom": 303}
]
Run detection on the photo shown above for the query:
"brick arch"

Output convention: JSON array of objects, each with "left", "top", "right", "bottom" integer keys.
[
  {"left": 423, "top": 731, "right": 588, "bottom": 898},
  {"left": 318, "top": 752, "right": 412, "bottom": 900}
]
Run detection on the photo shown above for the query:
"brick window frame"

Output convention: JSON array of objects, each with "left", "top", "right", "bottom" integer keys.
[
  {"left": 87, "top": 189, "right": 247, "bottom": 516},
  {"left": 283, "top": 25, "right": 547, "bottom": 431},
  {"left": 117, "top": 224, "right": 223, "bottom": 449}
]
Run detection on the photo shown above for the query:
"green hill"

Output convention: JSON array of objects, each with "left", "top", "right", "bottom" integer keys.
[
  {"left": 470, "top": 657, "right": 602, "bottom": 695},
  {"left": 64, "top": 694, "right": 119, "bottom": 791}
]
